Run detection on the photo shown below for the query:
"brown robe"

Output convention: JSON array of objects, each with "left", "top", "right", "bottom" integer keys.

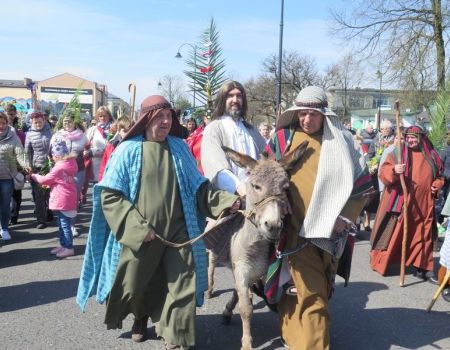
[
  {"left": 370, "top": 150, "right": 444, "bottom": 275},
  {"left": 279, "top": 130, "right": 367, "bottom": 350}
]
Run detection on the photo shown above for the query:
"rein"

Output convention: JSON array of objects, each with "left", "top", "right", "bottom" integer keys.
[
  {"left": 153, "top": 194, "right": 287, "bottom": 248},
  {"left": 242, "top": 195, "right": 287, "bottom": 225},
  {"left": 153, "top": 210, "right": 227, "bottom": 249}
]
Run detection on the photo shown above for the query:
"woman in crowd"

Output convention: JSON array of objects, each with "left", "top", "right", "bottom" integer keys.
[
  {"left": 81, "top": 106, "right": 113, "bottom": 203},
  {"left": 24, "top": 112, "right": 53, "bottom": 229},
  {"left": 186, "top": 117, "right": 197, "bottom": 136},
  {"left": 5, "top": 104, "right": 26, "bottom": 225},
  {"left": 0, "top": 112, "right": 29, "bottom": 240},
  {"left": 186, "top": 113, "right": 211, "bottom": 175},
  {"left": 51, "top": 108, "right": 89, "bottom": 237},
  {"left": 98, "top": 115, "right": 134, "bottom": 182},
  {"left": 85, "top": 106, "right": 113, "bottom": 182}
]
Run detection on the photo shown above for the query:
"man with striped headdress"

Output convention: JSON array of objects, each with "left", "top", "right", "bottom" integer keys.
[{"left": 370, "top": 125, "right": 444, "bottom": 279}]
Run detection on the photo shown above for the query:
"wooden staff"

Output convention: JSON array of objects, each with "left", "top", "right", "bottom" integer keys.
[
  {"left": 128, "top": 83, "right": 137, "bottom": 121},
  {"left": 426, "top": 269, "right": 450, "bottom": 312},
  {"left": 24, "top": 78, "right": 39, "bottom": 111},
  {"left": 395, "top": 101, "right": 408, "bottom": 286}
]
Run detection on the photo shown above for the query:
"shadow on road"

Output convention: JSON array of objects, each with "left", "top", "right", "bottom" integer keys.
[
  {"left": 115, "top": 308, "right": 283, "bottom": 350},
  {"left": 0, "top": 278, "right": 79, "bottom": 313},
  {"left": 331, "top": 281, "right": 450, "bottom": 349},
  {"left": 0, "top": 243, "right": 87, "bottom": 268}
]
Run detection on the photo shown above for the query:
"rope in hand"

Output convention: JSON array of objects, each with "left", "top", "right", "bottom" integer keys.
[
  {"left": 153, "top": 195, "right": 285, "bottom": 249},
  {"left": 153, "top": 209, "right": 229, "bottom": 249}
]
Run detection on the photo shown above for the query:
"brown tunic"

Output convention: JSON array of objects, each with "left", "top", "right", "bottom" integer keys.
[
  {"left": 370, "top": 150, "right": 444, "bottom": 275},
  {"left": 279, "top": 129, "right": 367, "bottom": 350}
]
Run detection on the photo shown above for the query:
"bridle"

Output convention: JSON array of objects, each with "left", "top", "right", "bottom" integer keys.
[{"left": 241, "top": 194, "right": 288, "bottom": 227}]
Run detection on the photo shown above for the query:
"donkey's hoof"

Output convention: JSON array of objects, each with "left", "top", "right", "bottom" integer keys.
[
  {"left": 222, "top": 311, "right": 232, "bottom": 325},
  {"left": 205, "top": 290, "right": 214, "bottom": 299}
]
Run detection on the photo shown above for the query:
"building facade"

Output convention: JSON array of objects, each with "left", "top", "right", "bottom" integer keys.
[
  {"left": 328, "top": 87, "right": 431, "bottom": 130},
  {"left": 0, "top": 73, "right": 129, "bottom": 121}
]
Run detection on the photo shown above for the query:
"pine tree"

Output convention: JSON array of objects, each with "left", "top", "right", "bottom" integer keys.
[{"left": 184, "top": 18, "right": 226, "bottom": 111}]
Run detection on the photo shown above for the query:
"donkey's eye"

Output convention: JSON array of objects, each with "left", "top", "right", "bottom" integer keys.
[{"left": 251, "top": 183, "right": 261, "bottom": 191}]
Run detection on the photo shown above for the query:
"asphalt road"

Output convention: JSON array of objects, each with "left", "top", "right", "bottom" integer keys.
[{"left": 1, "top": 185, "right": 449, "bottom": 350}]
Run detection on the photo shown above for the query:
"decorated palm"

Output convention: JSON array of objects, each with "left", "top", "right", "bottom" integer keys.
[{"left": 184, "top": 18, "right": 226, "bottom": 111}]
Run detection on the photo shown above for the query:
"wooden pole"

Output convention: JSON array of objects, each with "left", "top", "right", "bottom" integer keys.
[
  {"left": 426, "top": 269, "right": 450, "bottom": 312},
  {"left": 395, "top": 101, "right": 409, "bottom": 286},
  {"left": 128, "top": 83, "right": 137, "bottom": 121}
]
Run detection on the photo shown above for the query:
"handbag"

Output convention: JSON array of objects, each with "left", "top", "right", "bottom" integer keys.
[{"left": 11, "top": 171, "right": 25, "bottom": 190}]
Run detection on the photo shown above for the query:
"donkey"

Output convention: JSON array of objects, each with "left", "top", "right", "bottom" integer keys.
[{"left": 208, "top": 142, "right": 308, "bottom": 350}]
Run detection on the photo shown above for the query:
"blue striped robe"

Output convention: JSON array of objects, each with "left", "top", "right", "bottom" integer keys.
[{"left": 76, "top": 135, "right": 208, "bottom": 311}]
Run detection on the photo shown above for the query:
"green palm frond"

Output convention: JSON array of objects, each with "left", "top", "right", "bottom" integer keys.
[
  {"left": 429, "top": 84, "right": 450, "bottom": 149},
  {"left": 184, "top": 18, "right": 227, "bottom": 110},
  {"left": 55, "top": 84, "right": 84, "bottom": 131}
]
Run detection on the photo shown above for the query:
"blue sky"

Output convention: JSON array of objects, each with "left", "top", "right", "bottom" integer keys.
[{"left": 1, "top": 0, "right": 353, "bottom": 104}]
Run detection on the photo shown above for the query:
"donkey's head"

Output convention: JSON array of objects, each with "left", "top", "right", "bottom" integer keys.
[{"left": 222, "top": 141, "right": 308, "bottom": 242}]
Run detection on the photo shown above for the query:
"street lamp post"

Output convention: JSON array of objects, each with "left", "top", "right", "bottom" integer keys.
[
  {"left": 175, "top": 43, "right": 197, "bottom": 109},
  {"left": 376, "top": 70, "right": 382, "bottom": 131},
  {"left": 276, "top": 0, "right": 285, "bottom": 111}
]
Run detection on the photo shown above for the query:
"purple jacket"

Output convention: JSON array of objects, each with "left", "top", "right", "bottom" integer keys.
[{"left": 31, "top": 158, "right": 78, "bottom": 211}]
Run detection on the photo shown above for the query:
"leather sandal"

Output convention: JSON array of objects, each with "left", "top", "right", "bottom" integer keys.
[{"left": 131, "top": 316, "right": 148, "bottom": 342}]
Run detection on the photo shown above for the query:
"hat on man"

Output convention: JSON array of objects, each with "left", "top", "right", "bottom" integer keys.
[
  {"left": 276, "top": 86, "right": 337, "bottom": 130},
  {"left": 123, "top": 95, "right": 183, "bottom": 141},
  {"left": 52, "top": 138, "right": 70, "bottom": 157}
]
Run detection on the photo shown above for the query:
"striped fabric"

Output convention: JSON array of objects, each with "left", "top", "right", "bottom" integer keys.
[
  {"left": 76, "top": 135, "right": 208, "bottom": 311},
  {"left": 267, "top": 119, "right": 372, "bottom": 242}
]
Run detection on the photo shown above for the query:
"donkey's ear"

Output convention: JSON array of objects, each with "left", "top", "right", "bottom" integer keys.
[
  {"left": 222, "top": 146, "right": 257, "bottom": 169},
  {"left": 278, "top": 141, "right": 309, "bottom": 171}
]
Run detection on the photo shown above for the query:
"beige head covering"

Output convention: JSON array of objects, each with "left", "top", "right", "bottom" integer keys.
[{"left": 276, "top": 86, "right": 337, "bottom": 130}]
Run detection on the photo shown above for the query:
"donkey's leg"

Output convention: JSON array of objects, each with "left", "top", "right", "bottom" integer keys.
[
  {"left": 222, "top": 289, "right": 238, "bottom": 325},
  {"left": 205, "top": 250, "right": 217, "bottom": 299},
  {"left": 235, "top": 281, "right": 254, "bottom": 350}
]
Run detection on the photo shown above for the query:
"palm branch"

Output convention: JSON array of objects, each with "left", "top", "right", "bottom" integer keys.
[
  {"left": 429, "top": 84, "right": 450, "bottom": 150},
  {"left": 54, "top": 84, "right": 84, "bottom": 131},
  {"left": 184, "top": 18, "right": 227, "bottom": 110}
]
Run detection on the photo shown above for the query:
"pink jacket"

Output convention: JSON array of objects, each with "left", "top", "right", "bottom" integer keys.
[{"left": 31, "top": 158, "right": 78, "bottom": 211}]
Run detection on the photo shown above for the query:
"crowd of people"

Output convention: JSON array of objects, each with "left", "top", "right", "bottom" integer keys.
[
  {"left": 2, "top": 81, "right": 450, "bottom": 349},
  {"left": 0, "top": 104, "right": 134, "bottom": 255}
]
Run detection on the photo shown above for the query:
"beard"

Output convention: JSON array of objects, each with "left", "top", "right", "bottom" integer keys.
[{"left": 226, "top": 106, "right": 242, "bottom": 120}]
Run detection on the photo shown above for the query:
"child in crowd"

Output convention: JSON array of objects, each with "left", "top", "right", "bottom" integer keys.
[
  {"left": 30, "top": 139, "right": 78, "bottom": 258},
  {"left": 97, "top": 116, "right": 134, "bottom": 182}
]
